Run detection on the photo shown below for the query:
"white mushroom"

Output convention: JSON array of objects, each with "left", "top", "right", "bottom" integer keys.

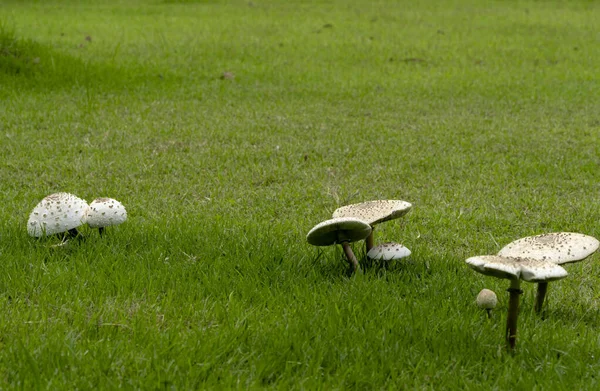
[
  {"left": 466, "top": 255, "right": 567, "bottom": 350},
  {"left": 27, "top": 192, "right": 88, "bottom": 238},
  {"left": 86, "top": 197, "right": 127, "bottom": 236},
  {"left": 332, "top": 200, "right": 412, "bottom": 251},
  {"left": 307, "top": 217, "right": 372, "bottom": 274},
  {"left": 498, "top": 232, "right": 599, "bottom": 312},
  {"left": 476, "top": 289, "right": 498, "bottom": 318},
  {"left": 366, "top": 242, "right": 411, "bottom": 261}
]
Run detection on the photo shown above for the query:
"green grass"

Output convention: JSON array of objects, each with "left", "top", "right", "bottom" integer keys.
[{"left": 1, "top": 0, "right": 600, "bottom": 388}]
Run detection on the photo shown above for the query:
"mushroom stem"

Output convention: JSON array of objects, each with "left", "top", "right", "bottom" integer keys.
[
  {"left": 67, "top": 228, "right": 79, "bottom": 238},
  {"left": 535, "top": 282, "right": 548, "bottom": 314},
  {"left": 506, "top": 279, "right": 522, "bottom": 351},
  {"left": 486, "top": 308, "right": 492, "bottom": 319},
  {"left": 365, "top": 230, "right": 375, "bottom": 253},
  {"left": 98, "top": 227, "right": 105, "bottom": 237},
  {"left": 341, "top": 241, "right": 360, "bottom": 274}
]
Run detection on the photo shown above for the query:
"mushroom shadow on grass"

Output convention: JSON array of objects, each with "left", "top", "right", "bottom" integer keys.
[
  {"left": 498, "top": 232, "right": 599, "bottom": 313},
  {"left": 332, "top": 200, "right": 412, "bottom": 252},
  {"left": 307, "top": 217, "right": 372, "bottom": 275},
  {"left": 466, "top": 255, "right": 567, "bottom": 351}
]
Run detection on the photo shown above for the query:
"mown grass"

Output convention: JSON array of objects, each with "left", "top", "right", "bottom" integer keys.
[{"left": 1, "top": 0, "right": 600, "bottom": 388}]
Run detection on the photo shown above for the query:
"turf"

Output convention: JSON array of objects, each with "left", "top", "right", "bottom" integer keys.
[{"left": 1, "top": 0, "right": 600, "bottom": 388}]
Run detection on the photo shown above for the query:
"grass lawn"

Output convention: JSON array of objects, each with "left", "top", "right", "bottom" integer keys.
[{"left": 1, "top": 0, "right": 600, "bottom": 388}]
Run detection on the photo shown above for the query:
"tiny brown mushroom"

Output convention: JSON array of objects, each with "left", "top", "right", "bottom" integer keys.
[{"left": 476, "top": 289, "right": 497, "bottom": 319}]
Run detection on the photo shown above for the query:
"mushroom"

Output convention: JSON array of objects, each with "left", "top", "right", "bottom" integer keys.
[
  {"left": 466, "top": 255, "right": 568, "bottom": 350},
  {"left": 366, "top": 242, "right": 411, "bottom": 261},
  {"left": 27, "top": 192, "right": 89, "bottom": 238},
  {"left": 498, "top": 232, "right": 599, "bottom": 313},
  {"left": 476, "top": 288, "right": 497, "bottom": 318},
  {"left": 86, "top": 197, "right": 128, "bottom": 236},
  {"left": 306, "top": 217, "right": 372, "bottom": 274},
  {"left": 332, "top": 200, "right": 412, "bottom": 252}
]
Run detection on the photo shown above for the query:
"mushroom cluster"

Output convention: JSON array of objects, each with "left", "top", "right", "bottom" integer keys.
[
  {"left": 498, "top": 232, "right": 599, "bottom": 313},
  {"left": 306, "top": 199, "right": 412, "bottom": 274},
  {"left": 332, "top": 200, "right": 412, "bottom": 253},
  {"left": 465, "top": 231, "right": 599, "bottom": 350},
  {"left": 27, "top": 193, "right": 128, "bottom": 241},
  {"left": 466, "top": 255, "right": 567, "bottom": 349}
]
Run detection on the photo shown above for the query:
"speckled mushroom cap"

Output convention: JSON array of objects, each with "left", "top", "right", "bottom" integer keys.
[
  {"left": 332, "top": 200, "right": 412, "bottom": 226},
  {"left": 498, "top": 232, "right": 599, "bottom": 265},
  {"left": 476, "top": 289, "right": 498, "bottom": 310},
  {"left": 466, "top": 255, "right": 568, "bottom": 283},
  {"left": 366, "top": 242, "right": 411, "bottom": 261},
  {"left": 86, "top": 198, "right": 128, "bottom": 228},
  {"left": 306, "top": 217, "right": 372, "bottom": 246},
  {"left": 27, "top": 192, "right": 88, "bottom": 237}
]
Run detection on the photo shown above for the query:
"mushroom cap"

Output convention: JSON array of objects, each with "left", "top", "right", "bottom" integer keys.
[
  {"left": 86, "top": 198, "right": 128, "bottom": 228},
  {"left": 366, "top": 242, "right": 411, "bottom": 261},
  {"left": 306, "top": 217, "right": 372, "bottom": 246},
  {"left": 476, "top": 289, "right": 498, "bottom": 310},
  {"left": 332, "top": 200, "right": 412, "bottom": 226},
  {"left": 466, "top": 255, "right": 568, "bottom": 283},
  {"left": 498, "top": 232, "right": 599, "bottom": 265},
  {"left": 27, "top": 192, "right": 88, "bottom": 237}
]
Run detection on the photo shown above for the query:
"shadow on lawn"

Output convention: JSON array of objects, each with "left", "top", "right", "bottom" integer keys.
[
  {"left": 542, "top": 306, "right": 600, "bottom": 328},
  {"left": 311, "top": 249, "right": 428, "bottom": 281},
  {"left": 0, "top": 22, "right": 147, "bottom": 90},
  {"left": 164, "top": 0, "right": 215, "bottom": 3}
]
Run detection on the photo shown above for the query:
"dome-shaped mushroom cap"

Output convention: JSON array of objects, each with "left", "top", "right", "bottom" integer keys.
[
  {"left": 27, "top": 192, "right": 88, "bottom": 237},
  {"left": 498, "top": 232, "right": 599, "bottom": 265},
  {"left": 367, "top": 242, "right": 411, "bottom": 261},
  {"left": 306, "top": 217, "right": 371, "bottom": 246},
  {"left": 86, "top": 198, "right": 127, "bottom": 228},
  {"left": 332, "top": 200, "right": 412, "bottom": 226},
  {"left": 466, "top": 255, "right": 568, "bottom": 283},
  {"left": 476, "top": 289, "right": 497, "bottom": 310}
]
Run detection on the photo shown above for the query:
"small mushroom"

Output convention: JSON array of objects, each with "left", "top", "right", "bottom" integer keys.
[
  {"left": 366, "top": 242, "right": 411, "bottom": 261},
  {"left": 498, "top": 232, "right": 599, "bottom": 313},
  {"left": 306, "top": 217, "right": 372, "bottom": 274},
  {"left": 466, "top": 255, "right": 567, "bottom": 350},
  {"left": 476, "top": 289, "right": 497, "bottom": 318},
  {"left": 86, "top": 198, "right": 127, "bottom": 236},
  {"left": 332, "top": 200, "right": 412, "bottom": 252},
  {"left": 27, "top": 192, "right": 89, "bottom": 238}
]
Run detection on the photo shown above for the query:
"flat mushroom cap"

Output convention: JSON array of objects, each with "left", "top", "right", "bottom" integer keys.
[
  {"left": 367, "top": 242, "right": 411, "bottom": 261},
  {"left": 498, "top": 232, "right": 600, "bottom": 265},
  {"left": 306, "top": 217, "right": 372, "bottom": 246},
  {"left": 27, "top": 192, "right": 88, "bottom": 237},
  {"left": 476, "top": 289, "right": 498, "bottom": 310},
  {"left": 86, "top": 198, "right": 128, "bottom": 228},
  {"left": 519, "top": 259, "right": 569, "bottom": 282},
  {"left": 466, "top": 255, "right": 568, "bottom": 283},
  {"left": 332, "top": 200, "right": 412, "bottom": 226},
  {"left": 466, "top": 255, "right": 520, "bottom": 280}
]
